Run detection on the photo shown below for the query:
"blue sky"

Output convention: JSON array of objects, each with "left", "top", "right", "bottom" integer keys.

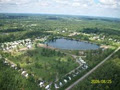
[
  {"left": 0, "top": 0, "right": 120, "bottom": 18},
  {"left": 94, "top": 0, "right": 100, "bottom": 3}
]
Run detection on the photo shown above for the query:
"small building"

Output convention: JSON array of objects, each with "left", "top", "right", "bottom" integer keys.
[
  {"left": 21, "top": 71, "right": 29, "bottom": 78},
  {"left": 6, "top": 47, "right": 9, "bottom": 50},
  {"left": 4, "top": 60, "right": 8, "bottom": 64},
  {"left": 79, "top": 57, "right": 86, "bottom": 64},
  {"left": 14, "top": 66, "right": 17, "bottom": 70},
  {"left": 25, "top": 73, "right": 29, "bottom": 78},
  {"left": 72, "top": 74, "right": 76, "bottom": 77},
  {"left": 54, "top": 83, "right": 59, "bottom": 89},
  {"left": 39, "top": 81, "right": 44, "bottom": 87},
  {"left": 45, "top": 85, "right": 50, "bottom": 90},
  {"left": 27, "top": 44, "right": 32, "bottom": 49},
  {"left": 59, "top": 82, "right": 63, "bottom": 86},
  {"left": 75, "top": 72, "right": 79, "bottom": 75},
  {"left": 84, "top": 65, "right": 88, "bottom": 69},
  {"left": 62, "top": 30, "right": 65, "bottom": 33},
  {"left": 64, "top": 79, "right": 67, "bottom": 83},
  {"left": 21, "top": 71, "right": 26, "bottom": 75},
  {"left": 11, "top": 64, "right": 15, "bottom": 68},
  {"left": 68, "top": 77, "right": 71, "bottom": 80}
]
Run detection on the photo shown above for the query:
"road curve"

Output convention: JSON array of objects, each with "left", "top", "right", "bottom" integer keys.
[{"left": 66, "top": 47, "right": 120, "bottom": 90}]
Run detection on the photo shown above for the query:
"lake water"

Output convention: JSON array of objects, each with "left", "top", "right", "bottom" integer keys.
[{"left": 46, "top": 38, "right": 100, "bottom": 50}]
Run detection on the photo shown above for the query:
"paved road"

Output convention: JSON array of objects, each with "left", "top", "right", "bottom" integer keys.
[{"left": 66, "top": 47, "right": 120, "bottom": 90}]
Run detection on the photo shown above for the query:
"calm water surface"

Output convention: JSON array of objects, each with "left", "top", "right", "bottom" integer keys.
[{"left": 46, "top": 38, "right": 100, "bottom": 50}]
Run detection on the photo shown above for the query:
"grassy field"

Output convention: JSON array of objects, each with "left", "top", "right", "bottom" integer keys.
[{"left": 3, "top": 47, "right": 78, "bottom": 82}]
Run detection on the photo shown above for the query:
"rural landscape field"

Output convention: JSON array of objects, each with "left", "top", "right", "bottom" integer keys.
[{"left": 0, "top": 0, "right": 120, "bottom": 90}]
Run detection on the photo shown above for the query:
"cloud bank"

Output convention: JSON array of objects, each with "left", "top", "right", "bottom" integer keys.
[{"left": 0, "top": 0, "right": 120, "bottom": 18}]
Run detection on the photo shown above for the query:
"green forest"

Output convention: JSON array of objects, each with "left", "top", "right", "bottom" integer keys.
[
  {"left": 0, "top": 13, "right": 120, "bottom": 90},
  {"left": 0, "top": 58, "right": 39, "bottom": 90},
  {"left": 72, "top": 50, "right": 120, "bottom": 90}
]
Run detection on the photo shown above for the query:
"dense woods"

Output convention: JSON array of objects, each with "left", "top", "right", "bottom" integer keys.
[
  {"left": 72, "top": 50, "right": 120, "bottom": 90},
  {"left": 82, "top": 28, "right": 120, "bottom": 39},
  {"left": 0, "top": 30, "right": 50, "bottom": 43},
  {"left": 41, "top": 48, "right": 65, "bottom": 57},
  {"left": 0, "top": 59, "right": 39, "bottom": 90},
  {"left": 0, "top": 28, "right": 24, "bottom": 33}
]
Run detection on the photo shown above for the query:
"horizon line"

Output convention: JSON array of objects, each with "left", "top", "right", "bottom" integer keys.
[{"left": 0, "top": 12, "right": 120, "bottom": 19}]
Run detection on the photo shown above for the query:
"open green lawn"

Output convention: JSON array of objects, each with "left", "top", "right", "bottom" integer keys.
[{"left": 4, "top": 47, "right": 78, "bottom": 82}]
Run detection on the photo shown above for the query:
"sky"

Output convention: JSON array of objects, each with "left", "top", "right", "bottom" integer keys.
[{"left": 0, "top": 0, "right": 120, "bottom": 18}]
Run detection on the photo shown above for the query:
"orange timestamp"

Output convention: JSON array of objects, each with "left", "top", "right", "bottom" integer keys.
[{"left": 91, "top": 79, "right": 112, "bottom": 84}]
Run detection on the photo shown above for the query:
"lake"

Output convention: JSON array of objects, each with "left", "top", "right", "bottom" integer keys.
[{"left": 46, "top": 38, "right": 100, "bottom": 50}]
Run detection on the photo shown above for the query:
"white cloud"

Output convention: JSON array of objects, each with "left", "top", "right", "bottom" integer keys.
[
  {"left": 0, "top": 0, "right": 32, "bottom": 5},
  {"left": 0, "top": 0, "right": 11, "bottom": 3},
  {"left": 71, "top": 0, "right": 94, "bottom": 7},
  {"left": 83, "top": 4, "right": 87, "bottom": 7},
  {"left": 0, "top": 0, "right": 120, "bottom": 18},
  {"left": 71, "top": 2, "right": 88, "bottom": 8},
  {"left": 72, "top": 2, "right": 80, "bottom": 7},
  {"left": 99, "top": 0, "right": 118, "bottom": 5},
  {"left": 98, "top": 0, "right": 120, "bottom": 9},
  {"left": 53, "top": 0, "right": 69, "bottom": 4},
  {"left": 34, "top": 1, "right": 50, "bottom": 7}
]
